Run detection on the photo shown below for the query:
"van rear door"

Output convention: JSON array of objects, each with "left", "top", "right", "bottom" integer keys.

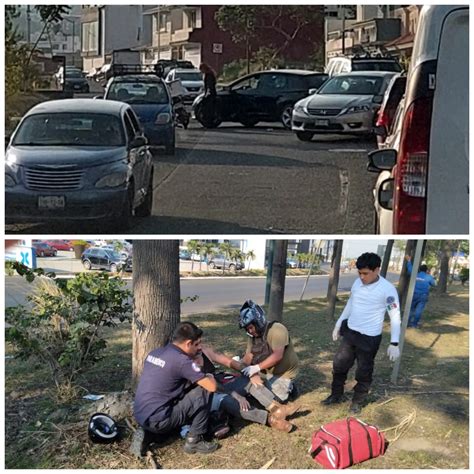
[{"left": 426, "top": 7, "right": 469, "bottom": 233}]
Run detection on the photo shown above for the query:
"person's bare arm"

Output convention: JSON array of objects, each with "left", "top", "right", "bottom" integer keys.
[
  {"left": 202, "top": 345, "right": 245, "bottom": 371},
  {"left": 256, "top": 346, "right": 285, "bottom": 371}
]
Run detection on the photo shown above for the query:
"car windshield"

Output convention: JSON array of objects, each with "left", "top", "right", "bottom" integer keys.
[
  {"left": 318, "top": 76, "right": 384, "bottom": 95},
  {"left": 106, "top": 251, "right": 122, "bottom": 259},
  {"left": 176, "top": 72, "right": 202, "bottom": 81},
  {"left": 107, "top": 81, "right": 169, "bottom": 104},
  {"left": 307, "top": 75, "right": 328, "bottom": 89},
  {"left": 12, "top": 113, "right": 125, "bottom": 147},
  {"left": 352, "top": 61, "right": 402, "bottom": 72}
]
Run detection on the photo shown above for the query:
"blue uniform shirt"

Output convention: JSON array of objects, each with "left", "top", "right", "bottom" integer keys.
[
  {"left": 407, "top": 261, "right": 436, "bottom": 296},
  {"left": 134, "top": 344, "right": 205, "bottom": 426}
]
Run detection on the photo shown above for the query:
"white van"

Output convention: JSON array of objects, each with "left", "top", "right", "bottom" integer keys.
[{"left": 367, "top": 5, "right": 469, "bottom": 234}]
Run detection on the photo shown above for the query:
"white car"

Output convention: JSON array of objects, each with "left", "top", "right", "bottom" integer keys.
[
  {"left": 368, "top": 5, "right": 469, "bottom": 234},
  {"left": 165, "top": 68, "right": 204, "bottom": 103}
]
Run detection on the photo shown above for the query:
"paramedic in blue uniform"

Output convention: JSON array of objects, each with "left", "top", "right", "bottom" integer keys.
[
  {"left": 405, "top": 255, "right": 436, "bottom": 328},
  {"left": 322, "top": 253, "right": 401, "bottom": 414},
  {"left": 132, "top": 322, "right": 218, "bottom": 456}
]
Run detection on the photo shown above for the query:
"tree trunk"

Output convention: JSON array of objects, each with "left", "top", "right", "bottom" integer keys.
[
  {"left": 327, "top": 240, "right": 343, "bottom": 320},
  {"left": 380, "top": 240, "right": 394, "bottom": 277},
  {"left": 437, "top": 240, "right": 451, "bottom": 294},
  {"left": 267, "top": 240, "right": 288, "bottom": 322},
  {"left": 398, "top": 240, "right": 417, "bottom": 307},
  {"left": 132, "top": 240, "right": 181, "bottom": 388}
]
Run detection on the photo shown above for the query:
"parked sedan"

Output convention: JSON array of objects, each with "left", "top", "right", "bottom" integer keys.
[
  {"left": 82, "top": 247, "right": 132, "bottom": 272},
  {"left": 208, "top": 256, "right": 244, "bottom": 271},
  {"left": 64, "top": 69, "right": 90, "bottom": 93},
  {"left": 5, "top": 99, "right": 154, "bottom": 229},
  {"left": 291, "top": 71, "right": 397, "bottom": 141},
  {"left": 44, "top": 240, "right": 74, "bottom": 251},
  {"left": 33, "top": 242, "right": 57, "bottom": 257},
  {"left": 193, "top": 70, "right": 328, "bottom": 129}
]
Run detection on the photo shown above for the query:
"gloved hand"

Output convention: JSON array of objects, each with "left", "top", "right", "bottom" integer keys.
[
  {"left": 332, "top": 323, "right": 341, "bottom": 342},
  {"left": 242, "top": 364, "right": 261, "bottom": 377},
  {"left": 387, "top": 344, "right": 400, "bottom": 361}
]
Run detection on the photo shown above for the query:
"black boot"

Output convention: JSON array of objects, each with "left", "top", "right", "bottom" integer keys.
[
  {"left": 129, "top": 426, "right": 152, "bottom": 458},
  {"left": 184, "top": 434, "right": 219, "bottom": 454},
  {"left": 321, "top": 394, "right": 344, "bottom": 405}
]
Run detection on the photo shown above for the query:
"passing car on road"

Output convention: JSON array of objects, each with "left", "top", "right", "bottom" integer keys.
[
  {"left": 104, "top": 68, "right": 176, "bottom": 154},
  {"left": 82, "top": 247, "right": 132, "bottom": 272},
  {"left": 208, "top": 255, "right": 244, "bottom": 271},
  {"left": 44, "top": 240, "right": 74, "bottom": 251},
  {"left": 193, "top": 69, "right": 328, "bottom": 129},
  {"left": 368, "top": 5, "right": 468, "bottom": 234},
  {"left": 325, "top": 55, "right": 403, "bottom": 77},
  {"left": 291, "top": 71, "right": 397, "bottom": 141},
  {"left": 33, "top": 242, "right": 57, "bottom": 257},
  {"left": 63, "top": 69, "right": 90, "bottom": 93},
  {"left": 165, "top": 68, "right": 204, "bottom": 103},
  {"left": 5, "top": 99, "right": 154, "bottom": 229}
]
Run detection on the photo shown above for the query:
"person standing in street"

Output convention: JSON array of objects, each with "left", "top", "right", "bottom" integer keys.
[
  {"left": 199, "top": 63, "right": 217, "bottom": 98},
  {"left": 131, "top": 322, "right": 219, "bottom": 457},
  {"left": 322, "top": 253, "right": 401, "bottom": 414},
  {"left": 405, "top": 255, "right": 436, "bottom": 328}
]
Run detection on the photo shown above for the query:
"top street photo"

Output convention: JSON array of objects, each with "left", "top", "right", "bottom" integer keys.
[{"left": 4, "top": 5, "right": 469, "bottom": 235}]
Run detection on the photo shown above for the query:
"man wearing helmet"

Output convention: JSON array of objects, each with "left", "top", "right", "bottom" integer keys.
[
  {"left": 322, "top": 252, "right": 401, "bottom": 414},
  {"left": 131, "top": 322, "right": 219, "bottom": 457},
  {"left": 238, "top": 300, "right": 300, "bottom": 405}
]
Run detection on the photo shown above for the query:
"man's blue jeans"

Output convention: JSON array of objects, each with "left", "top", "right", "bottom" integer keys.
[{"left": 408, "top": 293, "right": 429, "bottom": 327}]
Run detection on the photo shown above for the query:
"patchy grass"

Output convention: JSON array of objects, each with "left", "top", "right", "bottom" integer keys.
[
  {"left": 5, "top": 285, "right": 468, "bottom": 469},
  {"left": 180, "top": 268, "right": 326, "bottom": 278}
]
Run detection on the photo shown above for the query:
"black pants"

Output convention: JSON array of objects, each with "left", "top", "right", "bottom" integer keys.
[
  {"left": 331, "top": 321, "right": 382, "bottom": 402},
  {"left": 145, "top": 386, "right": 211, "bottom": 437}
]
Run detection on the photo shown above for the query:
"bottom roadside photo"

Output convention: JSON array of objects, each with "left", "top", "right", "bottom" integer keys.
[{"left": 4, "top": 238, "right": 469, "bottom": 469}]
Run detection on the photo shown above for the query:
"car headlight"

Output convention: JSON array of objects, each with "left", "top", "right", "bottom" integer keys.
[
  {"left": 5, "top": 174, "right": 16, "bottom": 187},
  {"left": 155, "top": 113, "right": 171, "bottom": 124},
  {"left": 344, "top": 105, "right": 370, "bottom": 114},
  {"left": 293, "top": 103, "right": 306, "bottom": 113},
  {"left": 95, "top": 172, "right": 127, "bottom": 188}
]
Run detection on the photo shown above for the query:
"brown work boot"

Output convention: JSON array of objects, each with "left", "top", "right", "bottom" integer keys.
[
  {"left": 268, "top": 401, "right": 301, "bottom": 420},
  {"left": 267, "top": 414, "right": 293, "bottom": 432}
]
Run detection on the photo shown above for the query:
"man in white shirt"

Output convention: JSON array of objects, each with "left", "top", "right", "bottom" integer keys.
[{"left": 322, "top": 253, "right": 401, "bottom": 413}]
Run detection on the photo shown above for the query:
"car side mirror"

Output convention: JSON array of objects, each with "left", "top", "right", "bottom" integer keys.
[
  {"left": 130, "top": 135, "right": 148, "bottom": 148},
  {"left": 378, "top": 178, "right": 394, "bottom": 211},
  {"left": 367, "top": 149, "right": 397, "bottom": 172},
  {"left": 372, "top": 95, "right": 383, "bottom": 104},
  {"left": 308, "top": 88, "right": 318, "bottom": 95}
]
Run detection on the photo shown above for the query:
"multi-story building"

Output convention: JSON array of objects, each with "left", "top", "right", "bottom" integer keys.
[{"left": 140, "top": 5, "right": 325, "bottom": 74}]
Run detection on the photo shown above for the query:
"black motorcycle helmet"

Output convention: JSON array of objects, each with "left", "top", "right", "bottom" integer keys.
[{"left": 88, "top": 413, "right": 119, "bottom": 444}]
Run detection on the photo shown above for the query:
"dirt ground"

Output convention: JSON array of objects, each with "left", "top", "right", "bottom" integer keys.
[{"left": 5, "top": 285, "right": 469, "bottom": 469}]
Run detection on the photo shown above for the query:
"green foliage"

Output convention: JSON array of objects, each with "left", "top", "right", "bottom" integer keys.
[
  {"left": 459, "top": 267, "right": 469, "bottom": 284},
  {"left": 34, "top": 5, "right": 71, "bottom": 24},
  {"left": 5, "top": 272, "right": 132, "bottom": 389},
  {"left": 215, "top": 6, "right": 258, "bottom": 44}
]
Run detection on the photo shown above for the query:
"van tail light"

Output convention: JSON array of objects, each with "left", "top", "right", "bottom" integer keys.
[
  {"left": 393, "top": 96, "right": 433, "bottom": 233},
  {"left": 376, "top": 108, "right": 389, "bottom": 128}
]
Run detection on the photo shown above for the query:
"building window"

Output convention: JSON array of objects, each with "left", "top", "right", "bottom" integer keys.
[
  {"left": 159, "top": 12, "right": 168, "bottom": 31},
  {"left": 82, "top": 20, "right": 99, "bottom": 55},
  {"left": 187, "top": 10, "right": 197, "bottom": 28}
]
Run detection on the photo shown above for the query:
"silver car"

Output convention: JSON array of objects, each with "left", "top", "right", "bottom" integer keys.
[{"left": 291, "top": 71, "right": 397, "bottom": 141}]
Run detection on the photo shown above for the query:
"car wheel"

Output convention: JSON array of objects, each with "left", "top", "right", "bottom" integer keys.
[
  {"left": 83, "top": 260, "right": 92, "bottom": 270},
  {"left": 135, "top": 170, "right": 154, "bottom": 217},
  {"left": 229, "top": 264, "right": 236, "bottom": 271},
  {"left": 280, "top": 104, "right": 294, "bottom": 129},
  {"left": 110, "top": 263, "right": 118, "bottom": 273},
  {"left": 209, "top": 262, "right": 216, "bottom": 269},
  {"left": 296, "top": 131, "right": 314, "bottom": 142},
  {"left": 117, "top": 187, "right": 134, "bottom": 231},
  {"left": 240, "top": 118, "right": 259, "bottom": 128}
]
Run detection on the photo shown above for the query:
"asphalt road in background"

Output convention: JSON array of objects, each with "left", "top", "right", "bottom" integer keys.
[
  {"left": 6, "top": 270, "right": 399, "bottom": 314},
  {"left": 6, "top": 109, "right": 377, "bottom": 234}
]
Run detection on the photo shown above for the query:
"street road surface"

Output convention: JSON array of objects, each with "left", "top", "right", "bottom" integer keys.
[
  {"left": 6, "top": 119, "right": 377, "bottom": 234},
  {"left": 6, "top": 270, "right": 399, "bottom": 314}
]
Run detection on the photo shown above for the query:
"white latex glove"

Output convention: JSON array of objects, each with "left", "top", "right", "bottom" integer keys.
[
  {"left": 387, "top": 344, "right": 400, "bottom": 361},
  {"left": 242, "top": 364, "right": 260, "bottom": 377},
  {"left": 332, "top": 323, "right": 341, "bottom": 342}
]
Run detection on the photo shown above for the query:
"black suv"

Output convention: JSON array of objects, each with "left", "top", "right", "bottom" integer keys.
[
  {"left": 81, "top": 247, "right": 132, "bottom": 272},
  {"left": 193, "top": 70, "right": 328, "bottom": 129}
]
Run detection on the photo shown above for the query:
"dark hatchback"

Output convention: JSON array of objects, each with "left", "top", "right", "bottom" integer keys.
[
  {"left": 82, "top": 247, "right": 132, "bottom": 272},
  {"left": 193, "top": 69, "right": 328, "bottom": 129},
  {"left": 64, "top": 69, "right": 90, "bottom": 93}
]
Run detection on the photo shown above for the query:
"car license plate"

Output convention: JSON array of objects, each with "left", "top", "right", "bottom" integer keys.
[
  {"left": 74, "top": 84, "right": 80, "bottom": 89},
  {"left": 315, "top": 119, "right": 329, "bottom": 127},
  {"left": 38, "top": 196, "right": 65, "bottom": 209}
]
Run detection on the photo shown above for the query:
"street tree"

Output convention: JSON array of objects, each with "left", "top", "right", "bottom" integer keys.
[
  {"left": 132, "top": 240, "right": 180, "bottom": 387},
  {"left": 246, "top": 250, "right": 256, "bottom": 270},
  {"left": 380, "top": 240, "right": 394, "bottom": 277},
  {"left": 186, "top": 240, "right": 201, "bottom": 273},
  {"left": 267, "top": 240, "right": 288, "bottom": 322},
  {"left": 327, "top": 240, "right": 343, "bottom": 320},
  {"left": 437, "top": 240, "right": 453, "bottom": 294},
  {"left": 219, "top": 242, "right": 234, "bottom": 274},
  {"left": 200, "top": 243, "right": 216, "bottom": 271},
  {"left": 397, "top": 240, "right": 417, "bottom": 307}
]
